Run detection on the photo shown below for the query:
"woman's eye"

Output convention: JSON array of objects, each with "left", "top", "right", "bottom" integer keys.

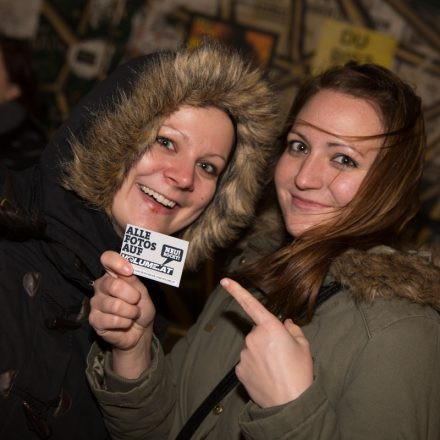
[
  {"left": 197, "top": 162, "right": 218, "bottom": 176},
  {"left": 333, "top": 154, "right": 358, "bottom": 168},
  {"left": 156, "top": 136, "right": 174, "bottom": 151},
  {"left": 287, "top": 140, "right": 308, "bottom": 154}
]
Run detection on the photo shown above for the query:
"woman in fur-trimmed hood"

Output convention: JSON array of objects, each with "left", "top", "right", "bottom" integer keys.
[
  {"left": 0, "top": 42, "right": 279, "bottom": 439},
  {"left": 86, "top": 61, "right": 440, "bottom": 439}
]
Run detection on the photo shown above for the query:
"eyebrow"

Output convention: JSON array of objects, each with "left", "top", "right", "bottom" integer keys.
[
  {"left": 160, "top": 124, "right": 188, "bottom": 141},
  {"left": 204, "top": 153, "right": 228, "bottom": 162},
  {"left": 327, "top": 141, "right": 364, "bottom": 157},
  {"left": 160, "top": 125, "right": 228, "bottom": 162}
]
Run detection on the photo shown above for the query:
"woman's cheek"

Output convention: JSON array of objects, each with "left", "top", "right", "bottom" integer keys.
[{"left": 331, "top": 176, "right": 364, "bottom": 207}]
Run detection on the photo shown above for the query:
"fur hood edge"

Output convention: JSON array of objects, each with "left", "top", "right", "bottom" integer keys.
[
  {"left": 63, "top": 43, "right": 281, "bottom": 268},
  {"left": 329, "top": 245, "right": 440, "bottom": 311}
]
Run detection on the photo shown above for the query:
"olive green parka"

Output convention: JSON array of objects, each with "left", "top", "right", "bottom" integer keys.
[{"left": 87, "top": 238, "right": 440, "bottom": 439}]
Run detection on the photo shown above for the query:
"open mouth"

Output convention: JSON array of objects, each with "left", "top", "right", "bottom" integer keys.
[{"left": 140, "top": 185, "right": 176, "bottom": 208}]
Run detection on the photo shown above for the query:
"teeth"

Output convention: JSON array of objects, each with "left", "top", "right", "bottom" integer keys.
[{"left": 140, "top": 186, "right": 176, "bottom": 208}]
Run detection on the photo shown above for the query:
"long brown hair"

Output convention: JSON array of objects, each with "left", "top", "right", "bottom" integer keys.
[{"left": 241, "top": 61, "right": 426, "bottom": 322}]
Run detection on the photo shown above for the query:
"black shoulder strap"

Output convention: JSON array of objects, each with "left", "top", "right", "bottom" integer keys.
[
  {"left": 175, "top": 365, "right": 237, "bottom": 440},
  {"left": 175, "top": 282, "right": 341, "bottom": 440}
]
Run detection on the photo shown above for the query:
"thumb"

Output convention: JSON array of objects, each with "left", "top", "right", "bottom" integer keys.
[{"left": 101, "top": 250, "right": 133, "bottom": 279}]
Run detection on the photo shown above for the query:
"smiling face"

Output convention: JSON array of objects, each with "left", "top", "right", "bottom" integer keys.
[
  {"left": 275, "top": 89, "right": 383, "bottom": 238},
  {"left": 111, "top": 105, "right": 235, "bottom": 237}
]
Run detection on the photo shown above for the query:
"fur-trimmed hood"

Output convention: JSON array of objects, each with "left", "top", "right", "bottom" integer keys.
[
  {"left": 62, "top": 42, "right": 280, "bottom": 268},
  {"left": 329, "top": 245, "right": 440, "bottom": 312}
]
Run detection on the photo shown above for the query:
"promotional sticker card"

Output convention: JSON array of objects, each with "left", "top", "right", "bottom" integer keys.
[{"left": 120, "top": 224, "right": 189, "bottom": 287}]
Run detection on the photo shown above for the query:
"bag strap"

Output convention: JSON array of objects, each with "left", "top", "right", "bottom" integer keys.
[{"left": 175, "top": 282, "right": 341, "bottom": 440}]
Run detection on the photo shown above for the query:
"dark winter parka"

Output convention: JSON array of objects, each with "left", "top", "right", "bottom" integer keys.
[{"left": 0, "top": 43, "right": 279, "bottom": 439}]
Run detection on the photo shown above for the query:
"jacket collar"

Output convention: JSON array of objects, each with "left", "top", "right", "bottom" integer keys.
[{"left": 329, "top": 245, "right": 440, "bottom": 312}]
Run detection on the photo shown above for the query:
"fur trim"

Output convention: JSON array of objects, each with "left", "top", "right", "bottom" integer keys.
[
  {"left": 329, "top": 245, "right": 440, "bottom": 311},
  {"left": 62, "top": 42, "right": 280, "bottom": 268}
]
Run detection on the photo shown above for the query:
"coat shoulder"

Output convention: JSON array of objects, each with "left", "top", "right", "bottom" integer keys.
[
  {"left": 329, "top": 245, "right": 440, "bottom": 313},
  {"left": 355, "top": 293, "right": 440, "bottom": 337}
]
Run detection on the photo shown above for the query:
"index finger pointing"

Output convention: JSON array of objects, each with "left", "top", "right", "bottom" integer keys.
[{"left": 220, "top": 278, "right": 276, "bottom": 325}]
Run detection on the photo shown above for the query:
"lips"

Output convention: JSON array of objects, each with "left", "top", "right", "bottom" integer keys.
[
  {"left": 291, "top": 194, "right": 331, "bottom": 210},
  {"left": 139, "top": 185, "right": 177, "bottom": 208}
]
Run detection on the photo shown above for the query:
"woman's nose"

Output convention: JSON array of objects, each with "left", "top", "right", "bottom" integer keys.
[
  {"left": 294, "top": 155, "right": 324, "bottom": 190},
  {"left": 164, "top": 161, "right": 195, "bottom": 191}
]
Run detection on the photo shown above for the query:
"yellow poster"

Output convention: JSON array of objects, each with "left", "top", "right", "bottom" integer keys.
[{"left": 312, "top": 18, "right": 397, "bottom": 73}]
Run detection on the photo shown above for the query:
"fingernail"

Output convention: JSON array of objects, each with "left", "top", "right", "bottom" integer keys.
[{"left": 220, "top": 278, "right": 229, "bottom": 288}]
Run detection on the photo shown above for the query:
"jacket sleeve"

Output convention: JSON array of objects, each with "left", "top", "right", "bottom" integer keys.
[
  {"left": 238, "top": 315, "right": 440, "bottom": 440},
  {"left": 86, "top": 285, "right": 228, "bottom": 440},
  {"left": 86, "top": 336, "right": 176, "bottom": 439}
]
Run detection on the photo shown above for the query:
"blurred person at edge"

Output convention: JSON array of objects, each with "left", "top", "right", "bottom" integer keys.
[
  {"left": 0, "top": 33, "right": 47, "bottom": 170},
  {"left": 87, "top": 61, "right": 440, "bottom": 439},
  {"left": 0, "top": 41, "right": 279, "bottom": 439}
]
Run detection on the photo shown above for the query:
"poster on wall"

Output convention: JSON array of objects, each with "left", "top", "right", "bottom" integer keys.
[
  {"left": 312, "top": 18, "right": 397, "bottom": 73},
  {"left": 187, "top": 13, "right": 277, "bottom": 67}
]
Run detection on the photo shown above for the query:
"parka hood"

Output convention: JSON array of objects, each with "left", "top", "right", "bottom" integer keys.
[
  {"left": 329, "top": 245, "right": 440, "bottom": 312},
  {"left": 62, "top": 42, "right": 280, "bottom": 269}
]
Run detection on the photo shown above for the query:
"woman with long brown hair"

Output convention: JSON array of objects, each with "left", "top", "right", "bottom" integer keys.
[{"left": 86, "top": 61, "right": 440, "bottom": 439}]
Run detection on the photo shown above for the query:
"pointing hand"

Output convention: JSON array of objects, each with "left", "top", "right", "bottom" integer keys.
[{"left": 220, "top": 277, "right": 314, "bottom": 408}]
